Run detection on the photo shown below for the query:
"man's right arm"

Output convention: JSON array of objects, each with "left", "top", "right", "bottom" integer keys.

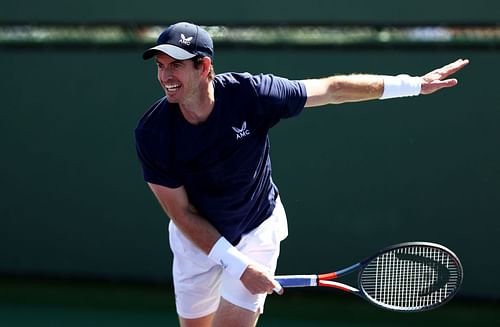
[
  {"left": 148, "top": 182, "right": 220, "bottom": 254},
  {"left": 147, "top": 182, "right": 282, "bottom": 295}
]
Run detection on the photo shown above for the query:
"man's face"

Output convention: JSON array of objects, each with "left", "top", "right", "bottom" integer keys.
[{"left": 155, "top": 53, "right": 201, "bottom": 103}]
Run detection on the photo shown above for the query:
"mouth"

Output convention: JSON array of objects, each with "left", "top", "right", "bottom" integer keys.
[{"left": 164, "top": 83, "right": 181, "bottom": 93}]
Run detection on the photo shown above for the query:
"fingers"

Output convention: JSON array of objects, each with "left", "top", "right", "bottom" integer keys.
[
  {"left": 420, "top": 58, "right": 468, "bottom": 94},
  {"left": 441, "top": 78, "right": 458, "bottom": 87},
  {"left": 420, "top": 77, "right": 459, "bottom": 95},
  {"left": 440, "top": 58, "right": 469, "bottom": 77},
  {"left": 241, "top": 265, "right": 284, "bottom": 295},
  {"left": 442, "top": 58, "right": 469, "bottom": 71},
  {"left": 427, "top": 58, "right": 469, "bottom": 80},
  {"left": 272, "top": 280, "right": 284, "bottom": 295}
]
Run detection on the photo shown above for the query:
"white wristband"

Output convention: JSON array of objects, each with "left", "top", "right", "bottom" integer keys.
[
  {"left": 208, "top": 237, "right": 251, "bottom": 279},
  {"left": 380, "top": 74, "right": 422, "bottom": 100}
]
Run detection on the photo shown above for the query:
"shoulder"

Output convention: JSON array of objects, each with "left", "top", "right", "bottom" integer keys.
[
  {"left": 135, "top": 96, "right": 172, "bottom": 132},
  {"left": 134, "top": 97, "right": 176, "bottom": 148},
  {"left": 214, "top": 72, "right": 291, "bottom": 85},
  {"left": 214, "top": 72, "right": 254, "bottom": 87},
  {"left": 214, "top": 72, "right": 299, "bottom": 95}
]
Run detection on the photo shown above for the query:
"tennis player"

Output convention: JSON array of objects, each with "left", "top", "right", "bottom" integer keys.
[{"left": 134, "top": 22, "right": 468, "bottom": 327}]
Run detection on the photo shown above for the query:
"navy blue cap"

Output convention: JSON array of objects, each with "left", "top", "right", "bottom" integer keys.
[{"left": 142, "top": 22, "right": 214, "bottom": 60}]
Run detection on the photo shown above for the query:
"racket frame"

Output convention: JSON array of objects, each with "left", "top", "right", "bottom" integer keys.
[{"left": 275, "top": 241, "right": 463, "bottom": 312}]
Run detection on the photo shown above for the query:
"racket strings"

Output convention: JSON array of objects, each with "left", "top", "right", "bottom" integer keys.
[{"left": 360, "top": 246, "right": 461, "bottom": 310}]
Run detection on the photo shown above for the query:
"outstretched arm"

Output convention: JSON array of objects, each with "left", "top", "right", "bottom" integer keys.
[{"left": 302, "top": 58, "right": 469, "bottom": 108}]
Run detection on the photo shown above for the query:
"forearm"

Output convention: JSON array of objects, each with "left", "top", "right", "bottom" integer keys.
[
  {"left": 171, "top": 208, "right": 253, "bottom": 279},
  {"left": 303, "top": 74, "right": 384, "bottom": 107},
  {"left": 303, "top": 73, "right": 423, "bottom": 107},
  {"left": 171, "top": 206, "right": 221, "bottom": 255}
]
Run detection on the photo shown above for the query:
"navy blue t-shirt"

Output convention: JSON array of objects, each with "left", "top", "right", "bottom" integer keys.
[{"left": 135, "top": 72, "right": 307, "bottom": 244}]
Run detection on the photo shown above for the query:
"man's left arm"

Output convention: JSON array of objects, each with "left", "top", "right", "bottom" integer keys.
[{"left": 302, "top": 58, "right": 469, "bottom": 108}]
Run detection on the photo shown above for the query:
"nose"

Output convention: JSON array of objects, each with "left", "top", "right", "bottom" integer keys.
[{"left": 158, "top": 67, "right": 170, "bottom": 81}]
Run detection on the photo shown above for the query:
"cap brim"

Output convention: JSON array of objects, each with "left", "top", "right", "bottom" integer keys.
[{"left": 142, "top": 44, "right": 196, "bottom": 60}]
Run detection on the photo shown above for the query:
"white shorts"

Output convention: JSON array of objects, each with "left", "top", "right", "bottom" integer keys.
[{"left": 168, "top": 197, "right": 288, "bottom": 319}]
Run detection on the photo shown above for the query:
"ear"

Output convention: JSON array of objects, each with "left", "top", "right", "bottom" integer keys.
[{"left": 200, "top": 56, "right": 212, "bottom": 78}]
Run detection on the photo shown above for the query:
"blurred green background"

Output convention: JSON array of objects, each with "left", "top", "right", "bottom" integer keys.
[
  {"left": 1, "top": 0, "right": 499, "bottom": 325},
  {"left": 1, "top": 0, "right": 498, "bottom": 23}
]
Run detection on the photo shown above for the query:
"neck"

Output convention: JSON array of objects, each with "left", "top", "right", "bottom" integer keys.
[{"left": 179, "top": 80, "right": 215, "bottom": 125}]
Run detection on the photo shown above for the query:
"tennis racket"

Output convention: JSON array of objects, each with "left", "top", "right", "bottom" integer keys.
[{"left": 275, "top": 242, "right": 463, "bottom": 312}]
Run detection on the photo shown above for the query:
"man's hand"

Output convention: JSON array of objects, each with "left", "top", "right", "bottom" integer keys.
[
  {"left": 240, "top": 264, "right": 284, "bottom": 295},
  {"left": 420, "top": 58, "right": 469, "bottom": 95}
]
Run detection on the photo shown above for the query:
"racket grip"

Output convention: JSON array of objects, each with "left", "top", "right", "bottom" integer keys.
[{"left": 275, "top": 275, "right": 318, "bottom": 288}]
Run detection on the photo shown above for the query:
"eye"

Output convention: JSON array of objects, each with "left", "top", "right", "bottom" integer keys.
[{"left": 171, "top": 62, "right": 183, "bottom": 69}]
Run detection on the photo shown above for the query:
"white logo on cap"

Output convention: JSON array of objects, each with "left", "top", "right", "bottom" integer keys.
[{"left": 179, "top": 34, "right": 193, "bottom": 46}]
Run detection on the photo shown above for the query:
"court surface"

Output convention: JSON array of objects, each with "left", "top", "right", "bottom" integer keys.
[{"left": 0, "top": 278, "right": 498, "bottom": 327}]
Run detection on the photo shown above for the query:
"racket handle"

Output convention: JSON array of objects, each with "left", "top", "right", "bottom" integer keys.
[{"left": 275, "top": 275, "right": 318, "bottom": 288}]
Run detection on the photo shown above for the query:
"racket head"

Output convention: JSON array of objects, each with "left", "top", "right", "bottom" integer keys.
[{"left": 358, "top": 242, "right": 463, "bottom": 312}]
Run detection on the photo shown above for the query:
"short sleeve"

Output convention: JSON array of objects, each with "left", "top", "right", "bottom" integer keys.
[
  {"left": 250, "top": 74, "right": 307, "bottom": 126},
  {"left": 134, "top": 128, "right": 182, "bottom": 188}
]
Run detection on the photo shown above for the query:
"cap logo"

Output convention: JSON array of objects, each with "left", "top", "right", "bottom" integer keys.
[{"left": 179, "top": 34, "right": 193, "bottom": 46}]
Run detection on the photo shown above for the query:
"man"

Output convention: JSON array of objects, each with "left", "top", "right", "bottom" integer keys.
[{"left": 135, "top": 22, "right": 468, "bottom": 327}]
